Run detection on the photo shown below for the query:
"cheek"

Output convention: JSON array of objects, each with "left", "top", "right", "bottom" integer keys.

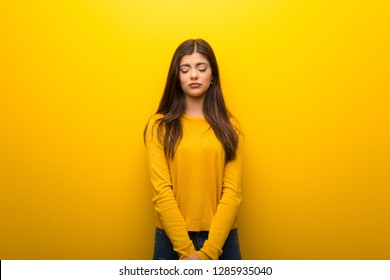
[
  {"left": 179, "top": 73, "right": 187, "bottom": 83},
  {"left": 205, "top": 71, "right": 213, "bottom": 81},
  {"left": 206, "top": 69, "right": 213, "bottom": 78}
]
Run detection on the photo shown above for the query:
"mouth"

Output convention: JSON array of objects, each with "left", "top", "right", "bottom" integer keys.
[{"left": 188, "top": 83, "right": 201, "bottom": 88}]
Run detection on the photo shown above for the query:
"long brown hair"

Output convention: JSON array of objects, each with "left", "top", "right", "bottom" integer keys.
[{"left": 145, "top": 38, "right": 239, "bottom": 162}]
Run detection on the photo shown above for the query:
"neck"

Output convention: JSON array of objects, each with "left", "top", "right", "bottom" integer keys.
[{"left": 184, "top": 95, "right": 205, "bottom": 118}]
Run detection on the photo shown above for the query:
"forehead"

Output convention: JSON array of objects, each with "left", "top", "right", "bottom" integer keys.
[{"left": 180, "top": 52, "right": 209, "bottom": 66}]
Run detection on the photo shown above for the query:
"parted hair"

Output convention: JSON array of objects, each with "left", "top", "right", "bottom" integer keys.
[{"left": 144, "top": 38, "right": 239, "bottom": 162}]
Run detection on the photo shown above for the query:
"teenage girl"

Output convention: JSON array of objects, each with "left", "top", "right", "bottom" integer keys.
[{"left": 144, "top": 38, "right": 243, "bottom": 260}]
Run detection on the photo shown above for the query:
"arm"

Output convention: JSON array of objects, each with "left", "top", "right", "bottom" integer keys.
[
  {"left": 145, "top": 118, "right": 196, "bottom": 259},
  {"left": 197, "top": 127, "right": 244, "bottom": 260}
]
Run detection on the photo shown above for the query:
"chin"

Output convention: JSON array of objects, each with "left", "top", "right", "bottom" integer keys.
[
  {"left": 186, "top": 93, "right": 207, "bottom": 99},
  {"left": 184, "top": 89, "right": 207, "bottom": 98}
]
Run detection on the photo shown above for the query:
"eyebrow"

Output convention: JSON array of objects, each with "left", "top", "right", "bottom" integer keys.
[{"left": 179, "top": 62, "right": 209, "bottom": 67}]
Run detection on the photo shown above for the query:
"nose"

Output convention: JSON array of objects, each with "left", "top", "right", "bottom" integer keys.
[{"left": 190, "top": 69, "right": 198, "bottom": 80}]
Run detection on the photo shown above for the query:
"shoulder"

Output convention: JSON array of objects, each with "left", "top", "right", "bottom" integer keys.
[{"left": 144, "top": 114, "right": 165, "bottom": 143}]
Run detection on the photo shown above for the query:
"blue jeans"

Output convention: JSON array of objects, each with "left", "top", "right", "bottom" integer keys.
[{"left": 152, "top": 228, "right": 242, "bottom": 260}]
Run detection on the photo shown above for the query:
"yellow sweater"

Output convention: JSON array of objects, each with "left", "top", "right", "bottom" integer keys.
[{"left": 145, "top": 114, "right": 243, "bottom": 260}]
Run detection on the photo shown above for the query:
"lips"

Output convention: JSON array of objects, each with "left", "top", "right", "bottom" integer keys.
[{"left": 188, "top": 83, "right": 201, "bottom": 88}]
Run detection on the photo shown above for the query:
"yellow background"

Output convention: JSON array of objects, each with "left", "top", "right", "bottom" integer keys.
[{"left": 1, "top": 0, "right": 389, "bottom": 259}]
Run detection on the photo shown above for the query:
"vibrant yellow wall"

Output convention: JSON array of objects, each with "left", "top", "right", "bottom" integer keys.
[{"left": 1, "top": 0, "right": 389, "bottom": 259}]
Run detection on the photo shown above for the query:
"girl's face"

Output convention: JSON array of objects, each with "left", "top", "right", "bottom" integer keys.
[{"left": 179, "top": 52, "right": 213, "bottom": 100}]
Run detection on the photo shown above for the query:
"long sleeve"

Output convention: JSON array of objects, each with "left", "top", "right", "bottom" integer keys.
[
  {"left": 197, "top": 125, "right": 244, "bottom": 260},
  {"left": 145, "top": 117, "right": 196, "bottom": 259}
]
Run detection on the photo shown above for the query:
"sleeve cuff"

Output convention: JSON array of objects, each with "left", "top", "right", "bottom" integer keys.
[
  {"left": 196, "top": 251, "right": 211, "bottom": 260},
  {"left": 178, "top": 244, "right": 197, "bottom": 260},
  {"left": 198, "top": 241, "right": 223, "bottom": 260}
]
